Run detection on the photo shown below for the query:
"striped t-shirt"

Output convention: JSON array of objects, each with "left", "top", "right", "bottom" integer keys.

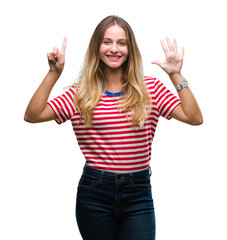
[{"left": 48, "top": 76, "right": 181, "bottom": 173}]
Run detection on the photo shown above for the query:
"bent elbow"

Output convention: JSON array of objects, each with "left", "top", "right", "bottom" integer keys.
[
  {"left": 24, "top": 113, "right": 37, "bottom": 123},
  {"left": 24, "top": 114, "right": 32, "bottom": 123},
  {"left": 190, "top": 115, "right": 203, "bottom": 126},
  {"left": 193, "top": 119, "right": 203, "bottom": 126},
  {"left": 197, "top": 117, "right": 203, "bottom": 125}
]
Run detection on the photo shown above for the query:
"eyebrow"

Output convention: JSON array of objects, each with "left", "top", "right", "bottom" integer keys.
[{"left": 103, "top": 37, "right": 127, "bottom": 41}]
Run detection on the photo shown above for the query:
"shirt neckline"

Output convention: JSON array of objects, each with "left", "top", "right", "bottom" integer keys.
[{"left": 104, "top": 89, "right": 122, "bottom": 97}]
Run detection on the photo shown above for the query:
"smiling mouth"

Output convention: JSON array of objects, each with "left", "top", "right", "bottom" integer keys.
[{"left": 107, "top": 55, "right": 121, "bottom": 59}]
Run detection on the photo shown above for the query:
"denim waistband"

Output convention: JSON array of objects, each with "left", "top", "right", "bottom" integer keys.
[{"left": 82, "top": 164, "right": 151, "bottom": 181}]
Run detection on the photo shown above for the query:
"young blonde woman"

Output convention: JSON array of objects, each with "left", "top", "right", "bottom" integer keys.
[{"left": 25, "top": 15, "right": 202, "bottom": 240}]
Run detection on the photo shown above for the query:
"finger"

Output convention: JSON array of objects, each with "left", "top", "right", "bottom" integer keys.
[
  {"left": 47, "top": 52, "right": 55, "bottom": 61},
  {"left": 166, "top": 37, "right": 173, "bottom": 51},
  {"left": 173, "top": 38, "right": 178, "bottom": 54},
  {"left": 180, "top": 47, "right": 185, "bottom": 59},
  {"left": 151, "top": 60, "right": 164, "bottom": 69},
  {"left": 47, "top": 52, "right": 51, "bottom": 60},
  {"left": 160, "top": 39, "right": 168, "bottom": 55},
  {"left": 53, "top": 47, "right": 59, "bottom": 58},
  {"left": 48, "top": 52, "right": 56, "bottom": 63},
  {"left": 53, "top": 47, "right": 58, "bottom": 54},
  {"left": 61, "top": 37, "right": 67, "bottom": 53}
]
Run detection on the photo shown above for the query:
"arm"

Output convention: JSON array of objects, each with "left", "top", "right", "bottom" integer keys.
[
  {"left": 24, "top": 37, "right": 67, "bottom": 123},
  {"left": 152, "top": 38, "right": 203, "bottom": 125},
  {"left": 169, "top": 73, "right": 203, "bottom": 125}
]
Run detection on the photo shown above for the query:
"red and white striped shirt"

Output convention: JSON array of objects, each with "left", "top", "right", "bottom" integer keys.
[{"left": 48, "top": 77, "right": 181, "bottom": 173}]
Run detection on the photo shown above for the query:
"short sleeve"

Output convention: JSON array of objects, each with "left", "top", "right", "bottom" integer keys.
[
  {"left": 47, "top": 86, "right": 78, "bottom": 124},
  {"left": 151, "top": 78, "right": 181, "bottom": 119}
]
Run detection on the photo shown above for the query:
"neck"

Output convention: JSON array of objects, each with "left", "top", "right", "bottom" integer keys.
[{"left": 103, "top": 67, "right": 123, "bottom": 92}]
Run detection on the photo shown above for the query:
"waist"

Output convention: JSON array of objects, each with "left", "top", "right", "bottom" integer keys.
[{"left": 82, "top": 164, "right": 151, "bottom": 182}]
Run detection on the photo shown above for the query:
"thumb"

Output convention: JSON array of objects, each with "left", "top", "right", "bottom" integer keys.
[{"left": 151, "top": 60, "right": 163, "bottom": 68}]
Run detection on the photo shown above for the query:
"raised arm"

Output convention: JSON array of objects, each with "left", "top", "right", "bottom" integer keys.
[
  {"left": 24, "top": 37, "right": 67, "bottom": 123},
  {"left": 152, "top": 38, "right": 203, "bottom": 125}
]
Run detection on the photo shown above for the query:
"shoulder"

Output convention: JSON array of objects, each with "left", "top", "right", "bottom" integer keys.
[
  {"left": 71, "top": 84, "right": 80, "bottom": 91},
  {"left": 144, "top": 76, "right": 161, "bottom": 84},
  {"left": 143, "top": 76, "right": 162, "bottom": 91},
  {"left": 56, "top": 84, "right": 80, "bottom": 103},
  {"left": 65, "top": 84, "right": 80, "bottom": 95}
]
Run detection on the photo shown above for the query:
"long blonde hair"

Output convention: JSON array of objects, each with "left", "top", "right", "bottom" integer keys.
[{"left": 74, "top": 15, "right": 152, "bottom": 129}]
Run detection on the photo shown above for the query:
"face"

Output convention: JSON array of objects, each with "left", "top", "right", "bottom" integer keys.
[{"left": 99, "top": 24, "right": 128, "bottom": 71}]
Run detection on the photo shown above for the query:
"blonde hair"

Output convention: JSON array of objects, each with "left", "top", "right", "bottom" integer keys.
[{"left": 74, "top": 15, "right": 152, "bottom": 129}]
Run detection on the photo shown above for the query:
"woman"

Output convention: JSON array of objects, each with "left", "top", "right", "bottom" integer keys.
[{"left": 24, "top": 15, "right": 202, "bottom": 240}]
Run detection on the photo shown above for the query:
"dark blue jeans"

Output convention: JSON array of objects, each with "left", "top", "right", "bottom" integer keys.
[{"left": 76, "top": 165, "right": 155, "bottom": 240}]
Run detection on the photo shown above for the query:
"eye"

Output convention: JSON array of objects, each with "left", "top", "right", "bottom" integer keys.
[
  {"left": 119, "top": 41, "right": 127, "bottom": 46},
  {"left": 103, "top": 40, "right": 111, "bottom": 45}
]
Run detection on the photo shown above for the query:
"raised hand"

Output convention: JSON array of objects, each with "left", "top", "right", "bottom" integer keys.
[
  {"left": 152, "top": 37, "right": 184, "bottom": 76},
  {"left": 47, "top": 37, "right": 67, "bottom": 74}
]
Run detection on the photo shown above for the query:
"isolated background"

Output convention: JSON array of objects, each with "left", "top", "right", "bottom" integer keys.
[{"left": 1, "top": 0, "right": 226, "bottom": 239}]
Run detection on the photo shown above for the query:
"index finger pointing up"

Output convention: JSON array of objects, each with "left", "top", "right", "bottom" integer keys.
[{"left": 61, "top": 37, "right": 67, "bottom": 53}]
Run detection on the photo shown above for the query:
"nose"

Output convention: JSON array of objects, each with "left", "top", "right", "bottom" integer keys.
[{"left": 110, "top": 43, "right": 118, "bottom": 53}]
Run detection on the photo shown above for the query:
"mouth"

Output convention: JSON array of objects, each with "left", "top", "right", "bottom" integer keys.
[
  {"left": 106, "top": 55, "right": 121, "bottom": 60},
  {"left": 106, "top": 55, "right": 122, "bottom": 63}
]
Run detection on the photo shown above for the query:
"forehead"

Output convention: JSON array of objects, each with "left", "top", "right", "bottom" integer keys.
[{"left": 103, "top": 24, "right": 127, "bottom": 39}]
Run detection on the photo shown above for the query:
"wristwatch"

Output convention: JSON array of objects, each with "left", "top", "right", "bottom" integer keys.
[{"left": 175, "top": 79, "right": 188, "bottom": 91}]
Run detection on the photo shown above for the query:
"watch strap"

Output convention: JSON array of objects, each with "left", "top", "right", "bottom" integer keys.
[{"left": 175, "top": 79, "right": 188, "bottom": 90}]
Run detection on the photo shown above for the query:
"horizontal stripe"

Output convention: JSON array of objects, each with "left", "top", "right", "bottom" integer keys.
[
  {"left": 81, "top": 147, "right": 151, "bottom": 153},
  {"left": 76, "top": 135, "right": 150, "bottom": 142},
  {"left": 47, "top": 76, "right": 180, "bottom": 173},
  {"left": 86, "top": 159, "right": 149, "bottom": 166},
  {"left": 77, "top": 140, "right": 153, "bottom": 146},
  {"left": 83, "top": 151, "right": 149, "bottom": 157},
  {"left": 79, "top": 142, "right": 152, "bottom": 148}
]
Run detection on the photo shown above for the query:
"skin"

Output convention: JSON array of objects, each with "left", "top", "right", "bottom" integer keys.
[
  {"left": 24, "top": 38, "right": 67, "bottom": 123},
  {"left": 152, "top": 38, "right": 203, "bottom": 125},
  {"left": 24, "top": 28, "right": 203, "bottom": 125},
  {"left": 99, "top": 25, "right": 128, "bottom": 93}
]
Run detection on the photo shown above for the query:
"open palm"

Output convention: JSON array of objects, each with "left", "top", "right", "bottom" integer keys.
[{"left": 152, "top": 37, "right": 184, "bottom": 76}]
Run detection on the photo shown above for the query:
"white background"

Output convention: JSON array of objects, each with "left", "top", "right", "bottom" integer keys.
[{"left": 1, "top": 0, "right": 226, "bottom": 239}]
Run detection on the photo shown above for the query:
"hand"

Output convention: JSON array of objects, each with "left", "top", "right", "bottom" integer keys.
[
  {"left": 152, "top": 37, "right": 184, "bottom": 76},
  {"left": 47, "top": 37, "right": 67, "bottom": 74}
]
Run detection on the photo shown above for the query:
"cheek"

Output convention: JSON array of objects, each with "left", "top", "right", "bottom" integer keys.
[
  {"left": 99, "top": 44, "right": 108, "bottom": 55},
  {"left": 123, "top": 48, "right": 129, "bottom": 58},
  {"left": 122, "top": 46, "right": 129, "bottom": 56}
]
